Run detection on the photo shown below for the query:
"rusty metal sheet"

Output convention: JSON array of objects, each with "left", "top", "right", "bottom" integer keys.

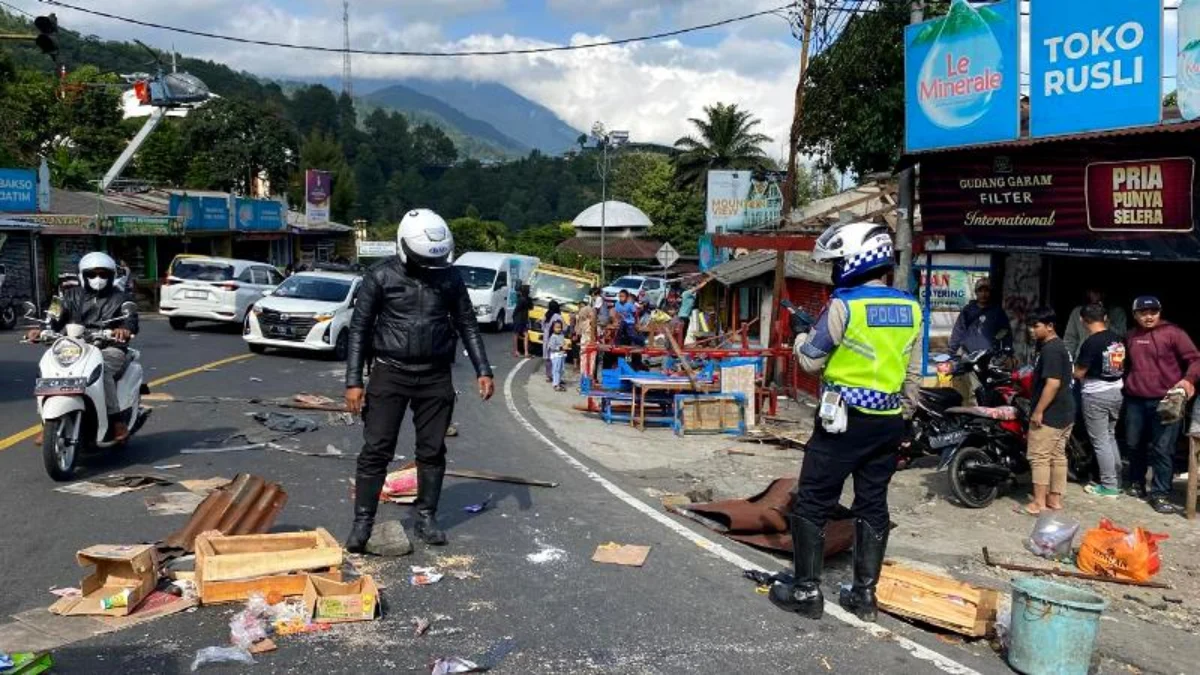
[{"left": 164, "top": 474, "right": 287, "bottom": 553}]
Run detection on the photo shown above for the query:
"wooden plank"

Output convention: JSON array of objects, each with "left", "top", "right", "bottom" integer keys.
[
  {"left": 198, "top": 529, "right": 342, "bottom": 582},
  {"left": 200, "top": 569, "right": 340, "bottom": 605},
  {"left": 1188, "top": 436, "right": 1198, "bottom": 521},
  {"left": 209, "top": 535, "right": 325, "bottom": 555},
  {"left": 876, "top": 562, "right": 998, "bottom": 638},
  {"left": 721, "top": 364, "right": 757, "bottom": 427}
]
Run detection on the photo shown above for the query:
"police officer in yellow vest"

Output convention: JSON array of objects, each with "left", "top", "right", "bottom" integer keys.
[{"left": 769, "top": 221, "right": 922, "bottom": 622}]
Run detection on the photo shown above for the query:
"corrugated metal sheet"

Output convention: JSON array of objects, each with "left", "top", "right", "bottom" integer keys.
[
  {"left": 164, "top": 474, "right": 287, "bottom": 553},
  {"left": 907, "top": 118, "right": 1200, "bottom": 157},
  {"left": 708, "top": 250, "right": 831, "bottom": 286}
]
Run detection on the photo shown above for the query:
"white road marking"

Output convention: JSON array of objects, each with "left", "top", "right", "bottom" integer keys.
[{"left": 503, "top": 360, "right": 981, "bottom": 675}]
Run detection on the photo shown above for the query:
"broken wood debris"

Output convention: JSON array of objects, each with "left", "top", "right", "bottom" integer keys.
[
  {"left": 981, "top": 547, "right": 1172, "bottom": 589},
  {"left": 876, "top": 561, "right": 999, "bottom": 638}
]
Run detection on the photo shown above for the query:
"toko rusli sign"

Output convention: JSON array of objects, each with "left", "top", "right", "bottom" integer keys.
[
  {"left": 904, "top": 0, "right": 1020, "bottom": 152},
  {"left": 1029, "top": 0, "right": 1163, "bottom": 138}
]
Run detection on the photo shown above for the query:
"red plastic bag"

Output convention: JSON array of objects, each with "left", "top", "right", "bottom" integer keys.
[{"left": 1076, "top": 518, "right": 1169, "bottom": 582}]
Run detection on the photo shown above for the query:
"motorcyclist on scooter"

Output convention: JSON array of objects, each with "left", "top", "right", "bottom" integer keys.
[{"left": 26, "top": 252, "right": 139, "bottom": 442}]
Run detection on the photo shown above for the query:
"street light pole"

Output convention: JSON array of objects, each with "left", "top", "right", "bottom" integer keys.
[{"left": 600, "top": 140, "right": 608, "bottom": 283}]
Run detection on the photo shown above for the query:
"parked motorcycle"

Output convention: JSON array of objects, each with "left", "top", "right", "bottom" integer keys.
[
  {"left": 0, "top": 264, "right": 17, "bottom": 330},
  {"left": 938, "top": 353, "right": 1093, "bottom": 508},
  {"left": 21, "top": 300, "right": 150, "bottom": 481}
]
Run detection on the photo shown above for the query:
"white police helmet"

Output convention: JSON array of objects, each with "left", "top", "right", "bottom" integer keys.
[{"left": 396, "top": 209, "right": 454, "bottom": 269}]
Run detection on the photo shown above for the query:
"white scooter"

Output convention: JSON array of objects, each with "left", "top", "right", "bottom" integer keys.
[{"left": 22, "top": 300, "right": 149, "bottom": 481}]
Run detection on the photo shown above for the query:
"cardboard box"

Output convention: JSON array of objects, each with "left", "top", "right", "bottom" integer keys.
[
  {"left": 303, "top": 575, "right": 380, "bottom": 623},
  {"left": 49, "top": 544, "right": 156, "bottom": 617}
]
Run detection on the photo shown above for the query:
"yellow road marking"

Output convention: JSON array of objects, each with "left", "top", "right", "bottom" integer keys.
[{"left": 0, "top": 352, "right": 256, "bottom": 451}]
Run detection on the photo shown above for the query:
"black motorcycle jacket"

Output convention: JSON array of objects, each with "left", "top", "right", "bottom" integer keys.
[
  {"left": 51, "top": 285, "right": 139, "bottom": 342},
  {"left": 345, "top": 257, "right": 492, "bottom": 388}
]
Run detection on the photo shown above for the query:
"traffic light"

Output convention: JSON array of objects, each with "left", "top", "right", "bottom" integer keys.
[{"left": 34, "top": 13, "right": 57, "bottom": 60}]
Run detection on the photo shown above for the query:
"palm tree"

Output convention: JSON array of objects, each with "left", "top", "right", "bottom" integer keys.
[{"left": 672, "top": 102, "right": 773, "bottom": 190}]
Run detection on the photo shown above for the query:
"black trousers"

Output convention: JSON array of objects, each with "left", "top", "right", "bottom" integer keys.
[
  {"left": 358, "top": 361, "right": 456, "bottom": 484},
  {"left": 791, "top": 410, "right": 905, "bottom": 533}
]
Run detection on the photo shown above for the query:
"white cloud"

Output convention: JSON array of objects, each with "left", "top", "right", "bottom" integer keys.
[{"left": 36, "top": 0, "right": 800, "bottom": 145}]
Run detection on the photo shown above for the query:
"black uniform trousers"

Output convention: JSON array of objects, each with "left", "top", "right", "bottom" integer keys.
[
  {"left": 358, "top": 361, "right": 457, "bottom": 482},
  {"left": 791, "top": 409, "right": 905, "bottom": 533}
]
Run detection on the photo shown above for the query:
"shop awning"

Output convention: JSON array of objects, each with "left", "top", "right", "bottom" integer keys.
[
  {"left": 0, "top": 217, "right": 42, "bottom": 231},
  {"left": 707, "top": 250, "right": 830, "bottom": 286}
]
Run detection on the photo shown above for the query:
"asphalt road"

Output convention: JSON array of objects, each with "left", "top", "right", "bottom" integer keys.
[{"left": 0, "top": 318, "right": 1007, "bottom": 674}]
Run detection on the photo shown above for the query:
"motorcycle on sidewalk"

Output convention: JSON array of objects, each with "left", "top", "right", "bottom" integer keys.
[{"left": 21, "top": 300, "right": 150, "bottom": 481}]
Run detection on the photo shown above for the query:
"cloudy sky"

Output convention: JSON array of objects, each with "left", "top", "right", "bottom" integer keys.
[{"left": 3, "top": 1, "right": 1185, "bottom": 149}]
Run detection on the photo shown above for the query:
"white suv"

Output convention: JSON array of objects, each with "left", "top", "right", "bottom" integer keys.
[
  {"left": 601, "top": 275, "right": 666, "bottom": 308},
  {"left": 160, "top": 257, "right": 283, "bottom": 329},
  {"left": 243, "top": 271, "right": 361, "bottom": 360}
]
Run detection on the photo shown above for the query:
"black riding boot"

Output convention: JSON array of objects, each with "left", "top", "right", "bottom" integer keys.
[
  {"left": 839, "top": 519, "right": 889, "bottom": 621},
  {"left": 345, "top": 474, "right": 385, "bottom": 553},
  {"left": 769, "top": 516, "right": 825, "bottom": 619},
  {"left": 413, "top": 465, "right": 448, "bottom": 546}
]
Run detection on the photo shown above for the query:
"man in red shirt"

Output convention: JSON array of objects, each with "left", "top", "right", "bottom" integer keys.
[{"left": 1123, "top": 296, "right": 1200, "bottom": 514}]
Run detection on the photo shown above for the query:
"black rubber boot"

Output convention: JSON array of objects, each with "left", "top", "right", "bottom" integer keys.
[
  {"left": 345, "top": 474, "right": 384, "bottom": 554},
  {"left": 413, "top": 465, "right": 448, "bottom": 546},
  {"left": 769, "top": 516, "right": 825, "bottom": 619},
  {"left": 839, "top": 519, "right": 889, "bottom": 622}
]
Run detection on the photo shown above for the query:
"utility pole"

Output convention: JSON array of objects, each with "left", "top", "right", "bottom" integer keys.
[
  {"left": 894, "top": 1, "right": 923, "bottom": 292},
  {"left": 770, "top": 0, "right": 814, "bottom": 367},
  {"left": 342, "top": 0, "right": 353, "bottom": 98}
]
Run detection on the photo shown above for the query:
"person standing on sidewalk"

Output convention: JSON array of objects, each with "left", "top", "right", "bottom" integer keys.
[
  {"left": 343, "top": 209, "right": 494, "bottom": 552},
  {"left": 1064, "top": 288, "right": 1128, "bottom": 359},
  {"left": 574, "top": 287, "right": 600, "bottom": 381},
  {"left": 1073, "top": 304, "right": 1126, "bottom": 498},
  {"left": 1123, "top": 296, "right": 1200, "bottom": 514},
  {"left": 1022, "top": 308, "right": 1075, "bottom": 515},
  {"left": 770, "top": 221, "right": 922, "bottom": 623},
  {"left": 512, "top": 284, "right": 533, "bottom": 357}
]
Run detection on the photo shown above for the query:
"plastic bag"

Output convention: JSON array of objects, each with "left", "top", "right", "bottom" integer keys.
[
  {"left": 1024, "top": 512, "right": 1080, "bottom": 561},
  {"left": 191, "top": 646, "right": 254, "bottom": 671},
  {"left": 1077, "top": 518, "right": 1169, "bottom": 582},
  {"left": 229, "top": 593, "right": 270, "bottom": 648}
]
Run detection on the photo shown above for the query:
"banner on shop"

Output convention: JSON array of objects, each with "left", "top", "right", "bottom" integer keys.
[
  {"left": 1085, "top": 158, "right": 1195, "bottom": 232},
  {"left": 705, "top": 170, "right": 785, "bottom": 233},
  {"left": 356, "top": 241, "right": 396, "bottom": 258},
  {"left": 918, "top": 268, "right": 989, "bottom": 312},
  {"left": 1029, "top": 0, "right": 1162, "bottom": 137},
  {"left": 697, "top": 234, "right": 729, "bottom": 272},
  {"left": 235, "top": 198, "right": 285, "bottom": 232},
  {"left": 0, "top": 168, "right": 37, "bottom": 213},
  {"left": 105, "top": 216, "right": 183, "bottom": 236},
  {"left": 904, "top": 0, "right": 1020, "bottom": 152},
  {"left": 169, "top": 194, "right": 231, "bottom": 231},
  {"left": 305, "top": 170, "right": 332, "bottom": 226},
  {"left": 921, "top": 151, "right": 1200, "bottom": 260}
]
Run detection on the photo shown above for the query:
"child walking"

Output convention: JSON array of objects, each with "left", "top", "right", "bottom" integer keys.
[{"left": 547, "top": 319, "right": 569, "bottom": 391}]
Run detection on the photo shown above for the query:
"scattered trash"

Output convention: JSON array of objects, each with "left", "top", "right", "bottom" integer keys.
[
  {"left": 249, "top": 377, "right": 263, "bottom": 382},
  {"left": 743, "top": 569, "right": 792, "bottom": 587},
  {"left": 190, "top": 646, "right": 255, "bottom": 671},
  {"left": 327, "top": 412, "right": 356, "bottom": 426},
  {"left": 1077, "top": 518, "right": 1169, "bottom": 582},
  {"left": 303, "top": 576, "right": 380, "bottom": 623},
  {"left": 0, "top": 653, "right": 11, "bottom": 668},
  {"left": 0, "top": 652, "right": 52, "bottom": 673},
  {"left": 294, "top": 393, "right": 337, "bottom": 407},
  {"left": 431, "top": 657, "right": 485, "bottom": 674},
  {"left": 324, "top": 444, "right": 344, "bottom": 456},
  {"left": 1164, "top": 594, "right": 1184, "bottom": 604},
  {"left": 154, "top": 464, "right": 183, "bottom": 470},
  {"left": 447, "top": 468, "right": 558, "bottom": 488},
  {"left": 413, "top": 616, "right": 431, "bottom": 636},
  {"left": 592, "top": 543, "right": 652, "bottom": 567},
  {"left": 819, "top": 656, "right": 832, "bottom": 671},
  {"left": 144, "top": 491, "right": 206, "bottom": 516},
  {"left": 526, "top": 542, "right": 566, "bottom": 565},
  {"left": 48, "top": 587, "right": 81, "bottom": 598},
  {"left": 384, "top": 464, "right": 418, "bottom": 498},
  {"left": 54, "top": 474, "right": 172, "bottom": 498},
  {"left": 365, "top": 520, "right": 413, "bottom": 557},
  {"left": 1024, "top": 512, "right": 1080, "bottom": 562},
  {"left": 464, "top": 494, "right": 495, "bottom": 514},
  {"left": 249, "top": 639, "right": 277, "bottom": 655},
  {"left": 445, "top": 423, "right": 459, "bottom": 437},
  {"left": 229, "top": 594, "right": 271, "bottom": 648},
  {"left": 982, "top": 547, "right": 1171, "bottom": 589},
  {"left": 49, "top": 545, "right": 157, "bottom": 617},
  {"left": 410, "top": 567, "right": 444, "bottom": 586},
  {"left": 252, "top": 411, "right": 320, "bottom": 433},
  {"left": 178, "top": 477, "right": 233, "bottom": 495},
  {"left": 164, "top": 474, "right": 287, "bottom": 554},
  {"left": 181, "top": 443, "right": 267, "bottom": 456},
  {"left": 875, "top": 561, "right": 1000, "bottom": 638}
]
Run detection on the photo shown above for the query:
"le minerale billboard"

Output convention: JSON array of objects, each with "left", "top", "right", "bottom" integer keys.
[
  {"left": 1029, "top": 0, "right": 1162, "bottom": 137},
  {"left": 921, "top": 144, "right": 1200, "bottom": 260},
  {"left": 705, "top": 170, "right": 784, "bottom": 233},
  {"left": 904, "top": 0, "right": 1020, "bottom": 152},
  {"left": 0, "top": 168, "right": 38, "bottom": 213}
]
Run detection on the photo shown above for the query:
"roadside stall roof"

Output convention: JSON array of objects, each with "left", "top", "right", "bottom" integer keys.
[
  {"left": 708, "top": 250, "right": 830, "bottom": 286},
  {"left": 0, "top": 217, "right": 42, "bottom": 231}
]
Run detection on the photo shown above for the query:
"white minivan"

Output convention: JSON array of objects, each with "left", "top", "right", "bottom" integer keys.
[
  {"left": 159, "top": 256, "right": 283, "bottom": 330},
  {"left": 453, "top": 252, "right": 539, "bottom": 331}
]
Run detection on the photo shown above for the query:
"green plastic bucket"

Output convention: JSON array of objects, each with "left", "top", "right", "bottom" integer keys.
[{"left": 1008, "top": 577, "right": 1108, "bottom": 675}]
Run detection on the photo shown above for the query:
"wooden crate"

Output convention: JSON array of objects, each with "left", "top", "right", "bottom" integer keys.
[
  {"left": 674, "top": 394, "right": 746, "bottom": 435},
  {"left": 196, "top": 529, "right": 343, "bottom": 605},
  {"left": 876, "top": 561, "right": 999, "bottom": 637}
]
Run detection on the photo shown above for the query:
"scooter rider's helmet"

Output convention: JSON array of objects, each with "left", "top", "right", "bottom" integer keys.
[
  {"left": 811, "top": 221, "right": 894, "bottom": 288},
  {"left": 77, "top": 251, "right": 118, "bottom": 293},
  {"left": 396, "top": 209, "right": 454, "bottom": 269}
]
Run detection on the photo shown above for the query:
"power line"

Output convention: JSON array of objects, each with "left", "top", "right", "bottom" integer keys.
[
  {"left": 0, "top": 0, "right": 35, "bottom": 18},
  {"left": 34, "top": 0, "right": 796, "bottom": 57}
]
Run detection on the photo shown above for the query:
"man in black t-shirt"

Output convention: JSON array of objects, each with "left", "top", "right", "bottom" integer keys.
[
  {"left": 1022, "top": 308, "right": 1076, "bottom": 515},
  {"left": 1073, "top": 304, "right": 1126, "bottom": 497}
]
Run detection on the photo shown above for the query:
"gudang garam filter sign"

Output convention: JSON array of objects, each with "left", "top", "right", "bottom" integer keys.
[
  {"left": 1029, "top": 0, "right": 1163, "bottom": 137},
  {"left": 904, "top": 0, "right": 1020, "bottom": 152}
]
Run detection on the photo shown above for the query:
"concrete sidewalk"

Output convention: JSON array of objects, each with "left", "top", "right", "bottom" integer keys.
[{"left": 524, "top": 370, "right": 1200, "bottom": 675}]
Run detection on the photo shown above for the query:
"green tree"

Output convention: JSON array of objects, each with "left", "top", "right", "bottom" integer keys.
[
  {"left": 613, "top": 152, "right": 705, "bottom": 254},
  {"left": 1165, "top": 91, "right": 1178, "bottom": 108},
  {"left": 182, "top": 98, "right": 296, "bottom": 193},
  {"left": 448, "top": 216, "right": 507, "bottom": 254},
  {"left": 798, "top": 2, "right": 911, "bottom": 175},
  {"left": 411, "top": 123, "right": 458, "bottom": 166},
  {"left": 364, "top": 109, "right": 413, "bottom": 178},
  {"left": 133, "top": 119, "right": 188, "bottom": 187},
  {"left": 288, "top": 85, "right": 340, "bottom": 138},
  {"left": 672, "top": 102, "right": 772, "bottom": 190},
  {"left": 510, "top": 222, "right": 574, "bottom": 259},
  {"left": 0, "top": 54, "right": 57, "bottom": 166}
]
